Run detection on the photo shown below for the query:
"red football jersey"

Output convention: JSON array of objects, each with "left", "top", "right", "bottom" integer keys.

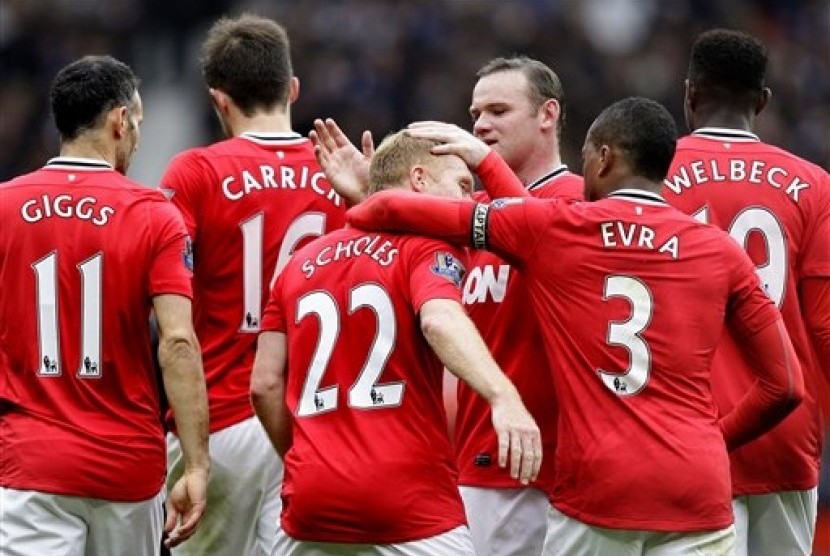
[
  {"left": 161, "top": 132, "right": 346, "bottom": 432},
  {"left": 0, "top": 158, "right": 192, "bottom": 501},
  {"left": 664, "top": 128, "right": 830, "bottom": 494},
  {"left": 458, "top": 166, "right": 583, "bottom": 494},
  {"left": 477, "top": 190, "right": 780, "bottom": 531},
  {"left": 261, "top": 227, "right": 468, "bottom": 543}
]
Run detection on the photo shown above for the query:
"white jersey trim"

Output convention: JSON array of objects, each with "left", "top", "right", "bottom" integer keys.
[
  {"left": 240, "top": 131, "right": 307, "bottom": 146},
  {"left": 691, "top": 127, "right": 760, "bottom": 142},
  {"left": 44, "top": 157, "right": 112, "bottom": 171}
]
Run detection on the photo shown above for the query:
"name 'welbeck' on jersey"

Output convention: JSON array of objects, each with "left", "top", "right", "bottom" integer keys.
[
  {"left": 664, "top": 157, "right": 812, "bottom": 202},
  {"left": 220, "top": 162, "right": 342, "bottom": 206},
  {"left": 300, "top": 233, "right": 399, "bottom": 278}
]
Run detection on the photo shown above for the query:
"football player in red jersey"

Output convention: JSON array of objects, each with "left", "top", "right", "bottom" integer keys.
[
  {"left": 160, "top": 14, "right": 346, "bottom": 556},
  {"left": 664, "top": 28, "right": 830, "bottom": 556},
  {"left": 251, "top": 130, "right": 541, "bottom": 556},
  {"left": 0, "top": 55, "right": 209, "bottom": 555},
  {"left": 347, "top": 97, "right": 804, "bottom": 555},
  {"left": 311, "top": 56, "right": 581, "bottom": 555}
]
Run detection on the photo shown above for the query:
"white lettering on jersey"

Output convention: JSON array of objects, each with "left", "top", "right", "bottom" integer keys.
[
  {"left": 462, "top": 264, "right": 510, "bottom": 304},
  {"left": 600, "top": 221, "right": 679, "bottom": 260},
  {"left": 221, "top": 164, "right": 342, "bottom": 206},
  {"left": 664, "top": 159, "right": 811, "bottom": 202},
  {"left": 301, "top": 234, "right": 398, "bottom": 278},
  {"left": 21, "top": 194, "right": 114, "bottom": 226}
]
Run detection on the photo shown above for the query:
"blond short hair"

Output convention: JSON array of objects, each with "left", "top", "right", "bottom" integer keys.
[{"left": 368, "top": 130, "right": 443, "bottom": 194}]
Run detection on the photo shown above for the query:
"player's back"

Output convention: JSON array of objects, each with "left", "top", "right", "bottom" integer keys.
[
  {"left": 457, "top": 169, "right": 583, "bottom": 494},
  {"left": 161, "top": 133, "right": 346, "bottom": 431},
  {"left": 664, "top": 130, "right": 830, "bottom": 493},
  {"left": 490, "top": 190, "right": 776, "bottom": 531},
  {"left": 265, "top": 226, "right": 467, "bottom": 544},
  {"left": 0, "top": 159, "right": 191, "bottom": 501}
]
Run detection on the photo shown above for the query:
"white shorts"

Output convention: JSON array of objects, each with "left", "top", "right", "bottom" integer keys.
[
  {"left": 167, "top": 415, "right": 283, "bottom": 556},
  {"left": 732, "top": 488, "right": 817, "bottom": 556},
  {"left": 459, "top": 485, "right": 548, "bottom": 555},
  {"left": 0, "top": 486, "right": 163, "bottom": 556},
  {"left": 544, "top": 505, "right": 735, "bottom": 556},
  {"left": 270, "top": 525, "right": 475, "bottom": 556}
]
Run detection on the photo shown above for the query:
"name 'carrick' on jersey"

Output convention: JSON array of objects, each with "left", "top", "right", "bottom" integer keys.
[
  {"left": 459, "top": 166, "right": 583, "bottom": 494},
  {"left": 664, "top": 128, "right": 830, "bottom": 494},
  {"left": 477, "top": 191, "right": 780, "bottom": 531},
  {"left": 261, "top": 228, "right": 468, "bottom": 544},
  {"left": 0, "top": 158, "right": 193, "bottom": 501},
  {"left": 161, "top": 132, "right": 346, "bottom": 432}
]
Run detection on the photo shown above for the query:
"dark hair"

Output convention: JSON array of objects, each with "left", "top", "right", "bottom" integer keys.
[
  {"left": 589, "top": 97, "right": 677, "bottom": 181},
  {"left": 201, "top": 14, "right": 293, "bottom": 116},
  {"left": 50, "top": 55, "right": 139, "bottom": 141},
  {"left": 688, "top": 29, "right": 767, "bottom": 105},
  {"left": 477, "top": 56, "right": 566, "bottom": 133}
]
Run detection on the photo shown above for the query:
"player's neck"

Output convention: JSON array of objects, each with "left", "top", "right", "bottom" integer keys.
[
  {"left": 517, "top": 152, "right": 564, "bottom": 188},
  {"left": 228, "top": 111, "right": 294, "bottom": 137},
  {"left": 59, "top": 137, "right": 115, "bottom": 166},
  {"left": 691, "top": 107, "right": 755, "bottom": 134}
]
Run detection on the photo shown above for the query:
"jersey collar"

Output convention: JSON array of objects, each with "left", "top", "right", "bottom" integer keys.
[
  {"left": 240, "top": 131, "right": 306, "bottom": 146},
  {"left": 527, "top": 164, "right": 569, "bottom": 192},
  {"left": 691, "top": 127, "right": 760, "bottom": 142},
  {"left": 44, "top": 157, "right": 113, "bottom": 171},
  {"left": 607, "top": 188, "right": 668, "bottom": 206}
]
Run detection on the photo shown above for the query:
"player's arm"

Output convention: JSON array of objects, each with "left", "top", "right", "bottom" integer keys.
[
  {"left": 347, "top": 190, "right": 543, "bottom": 267},
  {"left": 250, "top": 331, "right": 292, "bottom": 457},
  {"left": 160, "top": 151, "right": 209, "bottom": 240},
  {"left": 406, "top": 121, "right": 527, "bottom": 199},
  {"left": 309, "top": 118, "right": 374, "bottom": 206},
  {"left": 721, "top": 307, "right": 804, "bottom": 452},
  {"left": 420, "top": 298, "right": 541, "bottom": 484},
  {"left": 153, "top": 293, "right": 210, "bottom": 548},
  {"left": 801, "top": 277, "right": 830, "bottom": 380}
]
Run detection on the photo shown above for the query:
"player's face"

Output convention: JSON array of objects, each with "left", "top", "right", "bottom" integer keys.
[
  {"left": 421, "top": 156, "right": 474, "bottom": 200},
  {"left": 470, "top": 70, "right": 542, "bottom": 174},
  {"left": 115, "top": 91, "right": 143, "bottom": 174}
]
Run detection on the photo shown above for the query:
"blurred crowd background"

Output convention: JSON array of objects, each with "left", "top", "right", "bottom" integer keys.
[{"left": 1, "top": 0, "right": 829, "bottom": 549}]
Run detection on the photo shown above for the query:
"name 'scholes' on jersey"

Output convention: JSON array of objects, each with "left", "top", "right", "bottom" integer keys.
[
  {"left": 0, "top": 158, "right": 193, "bottom": 501},
  {"left": 664, "top": 129, "right": 830, "bottom": 494},
  {"left": 160, "top": 133, "right": 346, "bottom": 432},
  {"left": 261, "top": 227, "right": 468, "bottom": 544},
  {"left": 457, "top": 166, "right": 583, "bottom": 494}
]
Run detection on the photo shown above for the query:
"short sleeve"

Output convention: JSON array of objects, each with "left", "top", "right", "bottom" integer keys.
[
  {"left": 160, "top": 150, "right": 210, "bottom": 240},
  {"left": 148, "top": 198, "right": 193, "bottom": 299},
  {"left": 261, "top": 270, "right": 287, "bottom": 333},
  {"left": 406, "top": 238, "right": 467, "bottom": 312},
  {"left": 801, "top": 172, "right": 830, "bottom": 279}
]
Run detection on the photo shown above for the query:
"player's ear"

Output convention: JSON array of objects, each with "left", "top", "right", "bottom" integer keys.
[
  {"left": 109, "top": 105, "right": 129, "bottom": 139},
  {"left": 409, "top": 165, "right": 428, "bottom": 193},
  {"left": 208, "top": 88, "right": 230, "bottom": 114},
  {"left": 597, "top": 144, "right": 614, "bottom": 177},
  {"left": 539, "top": 98, "right": 560, "bottom": 132},
  {"left": 288, "top": 77, "right": 300, "bottom": 105},
  {"left": 755, "top": 87, "right": 771, "bottom": 116}
]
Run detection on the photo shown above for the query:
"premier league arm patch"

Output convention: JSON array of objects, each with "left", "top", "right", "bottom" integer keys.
[
  {"left": 431, "top": 252, "right": 466, "bottom": 287},
  {"left": 182, "top": 236, "right": 194, "bottom": 271}
]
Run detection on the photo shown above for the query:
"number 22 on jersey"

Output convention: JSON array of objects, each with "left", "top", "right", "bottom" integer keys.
[{"left": 295, "top": 284, "right": 404, "bottom": 417}]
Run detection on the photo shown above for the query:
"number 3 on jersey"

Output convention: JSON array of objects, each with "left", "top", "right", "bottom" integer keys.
[
  {"left": 240, "top": 212, "right": 327, "bottom": 332},
  {"left": 598, "top": 275, "right": 653, "bottom": 397},
  {"left": 295, "top": 284, "right": 403, "bottom": 417}
]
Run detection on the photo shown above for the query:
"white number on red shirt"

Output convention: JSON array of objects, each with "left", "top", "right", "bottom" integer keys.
[
  {"left": 239, "top": 212, "right": 326, "bottom": 332},
  {"left": 693, "top": 206, "right": 787, "bottom": 307},
  {"left": 33, "top": 252, "right": 102, "bottom": 378},
  {"left": 598, "top": 275, "right": 652, "bottom": 396},
  {"left": 296, "top": 284, "right": 402, "bottom": 417}
]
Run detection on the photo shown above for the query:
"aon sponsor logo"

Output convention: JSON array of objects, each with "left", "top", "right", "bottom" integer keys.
[{"left": 462, "top": 264, "right": 510, "bottom": 304}]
